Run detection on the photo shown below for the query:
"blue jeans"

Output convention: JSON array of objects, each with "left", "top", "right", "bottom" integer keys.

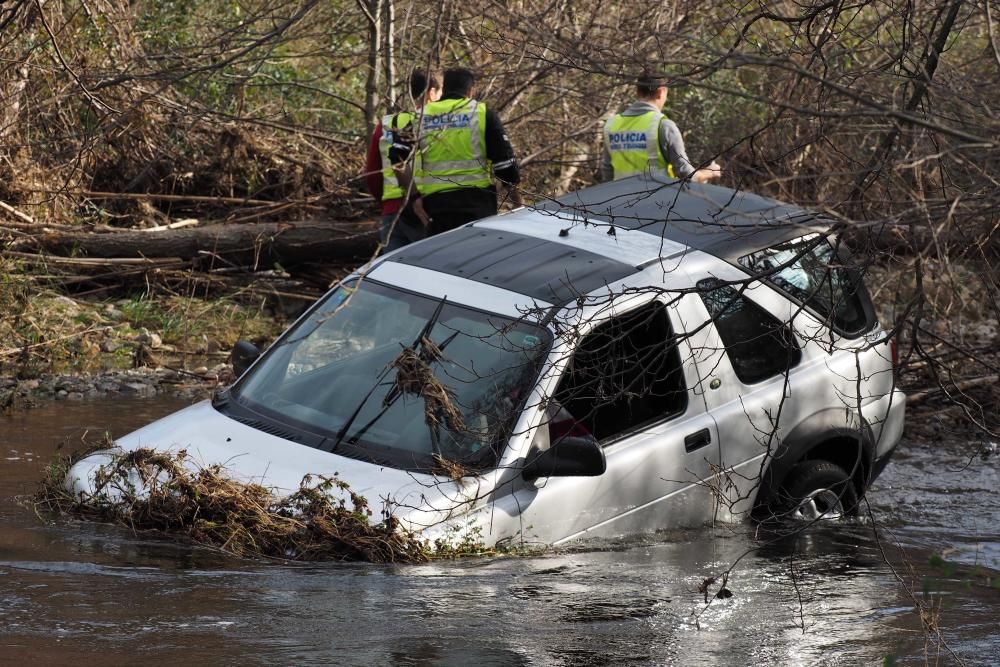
[{"left": 380, "top": 212, "right": 426, "bottom": 253}]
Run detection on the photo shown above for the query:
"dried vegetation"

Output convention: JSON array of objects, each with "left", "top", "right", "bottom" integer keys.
[{"left": 34, "top": 445, "right": 495, "bottom": 563}]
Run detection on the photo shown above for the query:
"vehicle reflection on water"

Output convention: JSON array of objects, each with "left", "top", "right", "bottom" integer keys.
[{"left": 1, "top": 398, "right": 996, "bottom": 665}]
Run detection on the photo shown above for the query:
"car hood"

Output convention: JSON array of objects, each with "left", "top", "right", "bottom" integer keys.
[{"left": 65, "top": 400, "right": 474, "bottom": 527}]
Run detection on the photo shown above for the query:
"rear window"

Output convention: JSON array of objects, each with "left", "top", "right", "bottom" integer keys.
[{"left": 739, "top": 235, "right": 871, "bottom": 336}]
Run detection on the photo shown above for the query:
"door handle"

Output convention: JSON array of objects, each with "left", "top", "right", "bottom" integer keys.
[{"left": 684, "top": 428, "right": 712, "bottom": 453}]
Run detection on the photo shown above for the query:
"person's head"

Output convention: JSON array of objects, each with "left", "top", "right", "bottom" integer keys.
[
  {"left": 443, "top": 67, "right": 476, "bottom": 98},
  {"left": 636, "top": 71, "right": 669, "bottom": 108},
  {"left": 409, "top": 69, "right": 443, "bottom": 105}
]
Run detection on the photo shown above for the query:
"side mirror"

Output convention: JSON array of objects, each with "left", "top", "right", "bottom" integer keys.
[
  {"left": 231, "top": 340, "right": 261, "bottom": 377},
  {"left": 521, "top": 436, "right": 606, "bottom": 482}
]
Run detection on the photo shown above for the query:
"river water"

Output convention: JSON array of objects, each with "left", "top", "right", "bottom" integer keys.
[{"left": 1, "top": 398, "right": 997, "bottom": 666}]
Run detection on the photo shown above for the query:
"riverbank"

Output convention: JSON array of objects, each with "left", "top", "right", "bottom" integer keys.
[
  {"left": 0, "top": 366, "right": 225, "bottom": 409},
  {"left": 0, "top": 266, "right": 292, "bottom": 408}
]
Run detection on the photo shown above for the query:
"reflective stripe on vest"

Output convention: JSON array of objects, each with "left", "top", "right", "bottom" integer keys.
[
  {"left": 379, "top": 111, "right": 414, "bottom": 201},
  {"left": 603, "top": 110, "right": 676, "bottom": 180},
  {"left": 414, "top": 99, "right": 491, "bottom": 194}
]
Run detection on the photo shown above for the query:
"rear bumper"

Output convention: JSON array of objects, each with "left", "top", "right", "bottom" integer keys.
[
  {"left": 870, "top": 440, "right": 898, "bottom": 483},
  {"left": 860, "top": 387, "right": 905, "bottom": 486},
  {"left": 862, "top": 388, "right": 906, "bottom": 460}
]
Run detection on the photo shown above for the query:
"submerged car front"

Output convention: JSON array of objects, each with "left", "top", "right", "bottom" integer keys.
[{"left": 65, "top": 272, "right": 555, "bottom": 544}]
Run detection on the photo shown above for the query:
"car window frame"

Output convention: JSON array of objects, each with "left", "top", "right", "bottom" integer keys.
[
  {"left": 737, "top": 233, "right": 877, "bottom": 339},
  {"left": 695, "top": 277, "right": 804, "bottom": 387},
  {"left": 551, "top": 297, "right": 693, "bottom": 447},
  {"left": 226, "top": 276, "right": 556, "bottom": 472}
]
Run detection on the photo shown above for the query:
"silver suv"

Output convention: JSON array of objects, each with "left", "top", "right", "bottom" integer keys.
[{"left": 67, "top": 177, "right": 905, "bottom": 546}]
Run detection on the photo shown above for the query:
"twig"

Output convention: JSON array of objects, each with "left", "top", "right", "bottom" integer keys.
[
  {"left": 0, "top": 200, "right": 34, "bottom": 224},
  {"left": 907, "top": 374, "right": 1000, "bottom": 405},
  {"left": 140, "top": 219, "right": 200, "bottom": 232},
  {"left": 2, "top": 251, "right": 184, "bottom": 267},
  {"left": 75, "top": 191, "right": 289, "bottom": 207}
]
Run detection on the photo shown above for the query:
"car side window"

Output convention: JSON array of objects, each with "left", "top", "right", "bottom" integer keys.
[
  {"left": 697, "top": 278, "right": 802, "bottom": 385},
  {"left": 739, "top": 235, "right": 872, "bottom": 335},
  {"left": 552, "top": 302, "right": 687, "bottom": 443}
]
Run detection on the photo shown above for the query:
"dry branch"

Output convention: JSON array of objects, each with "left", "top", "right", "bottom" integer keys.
[
  {"left": 0, "top": 200, "right": 34, "bottom": 224},
  {"left": 906, "top": 375, "right": 1000, "bottom": 406}
]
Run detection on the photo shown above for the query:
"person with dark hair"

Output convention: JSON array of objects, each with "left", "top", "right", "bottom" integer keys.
[
  {"left": 412, "top": 66, "right": 522, "bottom": 236},
  {"left": 365, "top": 69, "right": 443, "bottom": 252},
  {"left": 599, "top": 71, "right": 721, "bottom": 183}
]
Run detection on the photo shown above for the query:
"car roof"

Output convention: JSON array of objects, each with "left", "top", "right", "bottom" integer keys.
[
  {"left": 541, "top": 176, "right": 826, "bottom": 261},
  {"left": 388, "top": 225, "right": 640, "bottom": 305},
  {"left": 383, "top": 177, "right": 828, "bottom": 306}
]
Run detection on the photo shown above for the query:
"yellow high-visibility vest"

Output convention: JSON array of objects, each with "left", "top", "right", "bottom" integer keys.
[
  {"left": 379, "top": 111, "right": 414, "bottom": 201},
  {"left": 603, "top": 110, "right": 676, "bottom": 180},
  {"left": 414, "top": 98, "right": 491, "bottom": 195}
]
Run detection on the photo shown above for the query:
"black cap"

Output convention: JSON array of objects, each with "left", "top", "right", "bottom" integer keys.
[{"left": 636, "top": 71, "right": 669, "bottom": 88}]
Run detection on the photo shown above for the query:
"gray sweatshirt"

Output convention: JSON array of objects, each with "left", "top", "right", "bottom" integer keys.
[{"left": 599, "top": 101, "right": 696, "bottom": 181}]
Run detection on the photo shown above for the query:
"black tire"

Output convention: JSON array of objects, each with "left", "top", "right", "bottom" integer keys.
[{"left": 773, "top": 460, "right": 859, "bottom": 522}]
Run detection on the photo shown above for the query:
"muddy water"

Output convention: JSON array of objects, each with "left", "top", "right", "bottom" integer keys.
[{"left": 1, "top": 399, "right": 997, "bottom": 666}]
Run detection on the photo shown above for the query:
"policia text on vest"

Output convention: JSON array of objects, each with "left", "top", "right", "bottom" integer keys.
[{"left": 415, "top": 99, "right": 493, "bottom": 194}]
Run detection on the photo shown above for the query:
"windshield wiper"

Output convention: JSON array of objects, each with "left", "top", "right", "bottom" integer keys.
[{"left": 329, "top": 296, "right": 448, "bottom": 453}]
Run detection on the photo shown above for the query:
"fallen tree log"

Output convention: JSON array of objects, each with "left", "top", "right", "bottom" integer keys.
[{"left": 30, "top": 220, "right": 380, "bottom": 268}]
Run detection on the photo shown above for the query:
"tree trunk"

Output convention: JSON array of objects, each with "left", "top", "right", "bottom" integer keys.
[
  {"left": 361, "top": 0, "right": 384, "bottom": 138},
  {"left": 0, "top": 1, "right": 39, "bottom": 144},
  {"left": 384, "top": 0, "right": 396, "bottom": 109},
  {"left": 847, "top": 0, "right": 965, "bottom": 211},
  {"left": 31, "top": 220, "right": 380, "bottom": 268}
]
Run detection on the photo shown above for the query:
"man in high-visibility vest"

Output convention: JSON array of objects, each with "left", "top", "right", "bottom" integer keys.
[
  {"left": 413, "top": 67, "right": 521, "bottom": 236},
  {"left": 364, "top": 69, "right": 442, "bottom": 252},
  {"left": 600, "top": 72, "right": 721, "bottom": 184}
]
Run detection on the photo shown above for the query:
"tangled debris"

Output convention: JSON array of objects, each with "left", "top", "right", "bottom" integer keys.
[
  {"left": 386, "top": 336, "right": 466, "bottom": 434},
  {"left": 431, "top": 453, "right": 471, "bottom": 482},
  {"left": 35, "top": 447, "right": 433, "bottom": 562},
  {"left": 385, "top": 337, "right": 474, "bottom": 479}
]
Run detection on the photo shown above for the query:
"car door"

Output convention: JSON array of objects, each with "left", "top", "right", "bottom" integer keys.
[
  {"left": 494, "top": 296, "right": 722, "bottom": 545},
  {"left": 683, "top": 273, "right": 809, "bottom": 520}
]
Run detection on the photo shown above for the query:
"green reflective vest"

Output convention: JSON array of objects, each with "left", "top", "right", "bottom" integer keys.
[
  {"left": 603, "top": 110, "right": 676, "bottom": 180},
  {"left": 415, "top": 98, "right": 491, "bottom": 195},
  {"left": 379, "top": 111, "right": 414, "bottom": 201}
]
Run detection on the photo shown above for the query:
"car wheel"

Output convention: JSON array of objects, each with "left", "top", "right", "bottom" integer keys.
[{"left": 777, "top": 460, "right": 858, "bottom": 521}]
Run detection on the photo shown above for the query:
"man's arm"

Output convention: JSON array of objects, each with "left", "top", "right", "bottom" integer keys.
[
  {"left": 483, "top": 107, "right": 522, "bottom": 207},
  {"left": 364, "top": 124, "right": 384, "bottom": 203},
  {"left": 595, "top": 117, "right": 613, "bottom": 182},
  {"left": 659, "top": 118, "right": 721, "bottom": 183}
]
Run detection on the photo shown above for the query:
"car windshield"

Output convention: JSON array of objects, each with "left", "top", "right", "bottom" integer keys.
[
  {"left": 232, "top": 279, "right": 551, "bottom": 472},
  {"left": 740, "top": 235, "right": 869, "bottom": 335}
]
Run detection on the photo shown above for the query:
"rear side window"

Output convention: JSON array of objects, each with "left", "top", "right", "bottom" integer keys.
[
  {"left": 553, "top": 302, "right": 687, "bottom": 443},
  {"left": 739, "top": 235, "right": 870, "bottom": 335},
  {"left": 698, "top": 279, "right": 801, "bottom": 385}
]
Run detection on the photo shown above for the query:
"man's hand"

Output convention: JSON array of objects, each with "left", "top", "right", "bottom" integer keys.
[
  {"left": 691, "top": 160, "right": 722, "bottom": 184},
  {"left": 506, "top": 185, "right": 524, "bottom": 209},
  {"left": 412, "top": 197, "right": 432, "bottom": 227}
]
